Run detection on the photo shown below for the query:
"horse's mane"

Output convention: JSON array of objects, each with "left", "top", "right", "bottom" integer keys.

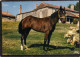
[
  {"left": 50, "top": 11, "right": 58, "bottom": 19},
  {"left": 31, "top": 11, "right": 58, "bottom": 19},
  {"left": 22, "top": 11, "right": 58, "bottom": 21}
]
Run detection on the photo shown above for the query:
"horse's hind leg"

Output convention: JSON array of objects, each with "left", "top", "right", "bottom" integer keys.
[
  {"left": 24, "top": 28, "right": 31, "bottom": 49},
  {"left": 21, "top": 34, "right": 24, "bottom": 50},
  {"left": 21, "top": 28, "right": 31, "bottom": 50}
]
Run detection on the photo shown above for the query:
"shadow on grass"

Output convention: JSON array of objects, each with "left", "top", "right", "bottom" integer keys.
[{"left": 28, "top": 44, "right": 75, "bottom": 51}]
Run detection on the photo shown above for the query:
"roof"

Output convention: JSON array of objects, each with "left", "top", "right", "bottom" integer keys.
[
  {"left": 34, "top": 2, "right": 79, "bottom": 13},
  {"left": 2, "top": 12, "right": 15, "bottom": 17},
  {"left": 17, "top": 2, "right": 79, "bottom": 18},
  {"left": 66, "top": 12, "right": 79, "bottom": 18},
  {"left": 20, "top": 2, "right": 79, "bottom": 15}
]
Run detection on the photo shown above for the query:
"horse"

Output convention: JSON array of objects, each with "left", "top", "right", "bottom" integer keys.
[{"left": 18, "top": 6, "right": 66, "bottom": 51}]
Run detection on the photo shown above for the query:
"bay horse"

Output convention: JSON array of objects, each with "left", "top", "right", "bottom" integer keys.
[{"left": 18, "top": 6, "right": 66, "bottom": 50}]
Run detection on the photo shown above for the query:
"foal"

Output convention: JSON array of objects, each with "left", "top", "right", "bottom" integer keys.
[{"left": 18, "top": 6, "right": 66, "bottom": 50}]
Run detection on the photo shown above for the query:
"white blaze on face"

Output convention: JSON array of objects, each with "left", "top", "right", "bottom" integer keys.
[{"left": 21, "top": 45, "right": 23, "bottom": 50}]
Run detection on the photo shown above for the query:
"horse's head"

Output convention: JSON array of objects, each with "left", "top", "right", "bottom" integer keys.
[{"left": 58, "top": 6, "right": 66, "bottom": 23}]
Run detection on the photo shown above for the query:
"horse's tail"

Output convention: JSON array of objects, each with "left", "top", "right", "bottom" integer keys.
[{"left": 18, "top": 20, "right": 23, "bottom": 34}]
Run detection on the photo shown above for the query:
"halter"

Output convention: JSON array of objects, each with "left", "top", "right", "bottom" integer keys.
[{"left": 58, "top": 9, "right": 65, "bottom": 19}]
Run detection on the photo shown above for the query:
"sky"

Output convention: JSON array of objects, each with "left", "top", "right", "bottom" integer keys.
[{"left": 2, "top": 1, "right": 78, "bottom": 16}]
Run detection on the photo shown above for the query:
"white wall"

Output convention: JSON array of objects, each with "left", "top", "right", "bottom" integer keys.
[{"left": 16, "top": 7, "right": 79, "bottom": 22}]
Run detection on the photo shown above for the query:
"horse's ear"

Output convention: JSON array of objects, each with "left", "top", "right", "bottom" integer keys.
[
  {"left": 60, "top": 6, "right": 62, "bottom": 9},
  {"left": 64, "top": 7, "right": 65, "bottom": 10}
]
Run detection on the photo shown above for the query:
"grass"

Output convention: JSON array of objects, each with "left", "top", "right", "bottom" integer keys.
[{"left": 2, "top": 22, "right": 79, "bottom": 55}]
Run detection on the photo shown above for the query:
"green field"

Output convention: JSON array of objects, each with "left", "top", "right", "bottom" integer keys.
[{"left": 2, "top": 22, "right": 79, "bottom": 55}]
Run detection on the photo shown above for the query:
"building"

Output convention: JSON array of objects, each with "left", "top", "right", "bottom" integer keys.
[
  {"left": 2, "top": 12, "right": 16, "bottom": 22},
  {"left": 16, "top": 2, "right": 79, "bottom": 24}
]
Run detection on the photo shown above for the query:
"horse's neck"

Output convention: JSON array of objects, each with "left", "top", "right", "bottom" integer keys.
[{"left": 50, "top": 11, "right": 59, "bottom": 25}]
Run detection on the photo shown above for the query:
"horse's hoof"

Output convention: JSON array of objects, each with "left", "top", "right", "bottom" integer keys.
[
  {"left": 47, "top": 48, "right": 49, "bottom": 50},
  {"left": 25, "top": 48, "right": 30, "bottom": 50},
  {"left": 21, "top": 45, "right": 23, "bottom": 51},
  {"left": 43, "top": 48, "right": 46, "bottom": 51},
  {"left": 24, "top": 45, "right": 28, "bottom": 49},
  {"left": 25, "top": 46, "right": 28, "bottom": 49},
  {"left": 21, "top": 48, "right": 23, "bottom": 51},
  {"left": 24, "top": 46, "right": 30, "bottom": 50},
  {"left": 25, "top": 47, "right": 29, "bottom": 49}
]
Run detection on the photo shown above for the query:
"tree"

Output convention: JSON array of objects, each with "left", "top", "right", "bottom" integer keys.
[
  {"left": 68, "top": 4, "right": 71, "bottom": 8},
  {"left": 68, "top": 2, "right": 79, "bottom": 11},
  {"left": 74, "top": 2, "right": 79, "bottom": 11}
]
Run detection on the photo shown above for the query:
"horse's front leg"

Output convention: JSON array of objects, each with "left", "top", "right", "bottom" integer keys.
[
  {"left": 24, "top": 35, "right": 29, "bottom": 49},
  {"left": 43, "top": 39, "right": 47, "bottom": 50},
  {"left": 47, "top": 31, "right": 53, "bottom": 50},
  {"left": 24, "top": 37, "right": 28, "bottom": 49},
  {"left": 43, "top": 31, "right": 49, "bottom": 50}
]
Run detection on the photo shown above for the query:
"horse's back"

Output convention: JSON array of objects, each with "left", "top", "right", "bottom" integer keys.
[{"left": 19, "top": 15, "right": 52, "bottom": 33}]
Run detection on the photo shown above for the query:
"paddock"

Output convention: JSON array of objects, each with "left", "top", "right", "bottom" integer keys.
[{"left": 2, "top": 22, "right": 79, "bottom": 55}]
